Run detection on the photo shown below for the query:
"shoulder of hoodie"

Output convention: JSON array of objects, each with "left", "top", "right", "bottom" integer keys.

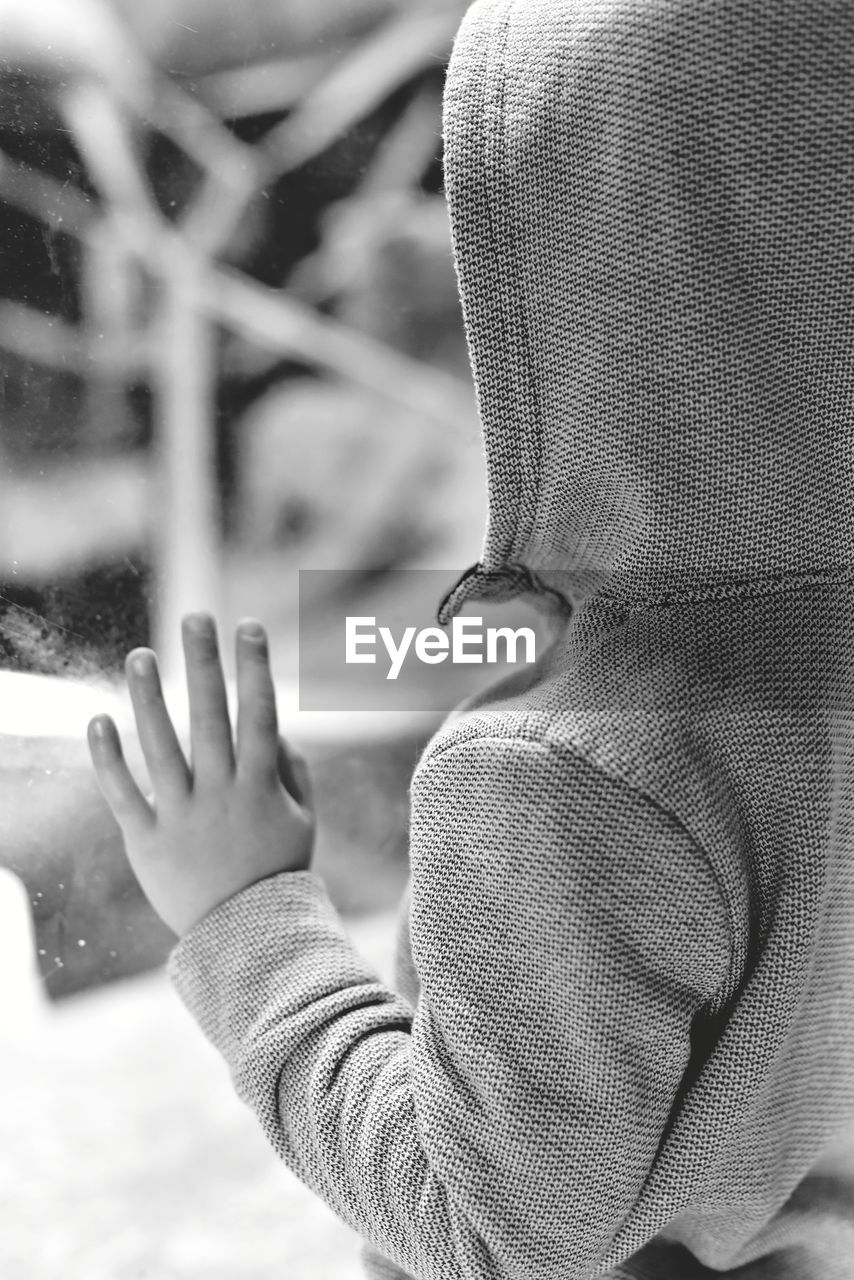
[
  {"left": 411, "top": 694, "right": 735, "bottom": 1009},
  {"left": 414, "top": 666, "right": 725, "bottom": 897},
  {"left": 416, "top": 667, "right": 699, "bottom": 838}
]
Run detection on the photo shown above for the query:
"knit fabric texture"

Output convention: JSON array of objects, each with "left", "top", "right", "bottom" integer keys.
[{"left": 168, "top": 1, "right": 854, "bottom": 1277}]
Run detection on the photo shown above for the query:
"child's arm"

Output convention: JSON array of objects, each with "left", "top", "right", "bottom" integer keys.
[{"left": 89, "top": 616, "right": 732, "bottom": 1280}]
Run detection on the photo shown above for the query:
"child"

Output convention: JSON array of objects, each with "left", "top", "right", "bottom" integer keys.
[{"left": 88, "top": 0, "right": 854, "bottom": 1276}]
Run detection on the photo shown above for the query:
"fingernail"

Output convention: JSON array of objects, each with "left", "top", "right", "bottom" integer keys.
[
  {"left": 184, "top": 612, "right": 214, "bottom": 636},
  {"left": 239, "top": 620, "right": 265, "bottom": 643},
  {"left": 89, "top": 716, "right": 108, "bottom": 740},
  {"left": 130, "top": 651, "right": 155, "bottom": 677}
]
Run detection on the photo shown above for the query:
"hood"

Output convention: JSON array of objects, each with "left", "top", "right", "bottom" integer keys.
[{"left": 438, "top": 0, "right": 854, "bottom": 623}]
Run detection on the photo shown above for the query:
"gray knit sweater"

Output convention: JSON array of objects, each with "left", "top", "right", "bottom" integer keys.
[{"left": 168, "top": 1, "right": 854, "bottom": 1276}]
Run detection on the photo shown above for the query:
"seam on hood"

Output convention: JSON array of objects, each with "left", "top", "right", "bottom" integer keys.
[
  {"left": 495, "top": 0, "right": 545, "bottom": 558},
  {"left": 443, "top": 0, "right": 545, "bottom": 574}
]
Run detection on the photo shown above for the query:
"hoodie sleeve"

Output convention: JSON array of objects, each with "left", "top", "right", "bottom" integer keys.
[{"left": 167, "top": 735, "right": 731, "bottom": 1280}]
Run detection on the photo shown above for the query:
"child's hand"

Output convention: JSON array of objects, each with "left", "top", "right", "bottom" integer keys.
[{"left": 87, "top": 614, "right": 314, "bottom": 937}]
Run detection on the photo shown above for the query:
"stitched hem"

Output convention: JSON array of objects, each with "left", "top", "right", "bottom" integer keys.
[
  {"left": 586, "top": 565, "right": 854, "bottom": 612},
  {"left": 436, "top": 560, "right": 575, "bottom": 624},
  {"left": 438, "top": 562, "right": 854, "bottom": 624}
]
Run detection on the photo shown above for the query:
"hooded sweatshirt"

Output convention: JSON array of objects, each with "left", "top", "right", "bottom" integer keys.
[{"left": 168, "top": 1, "right": 854, "bottom": 1277}]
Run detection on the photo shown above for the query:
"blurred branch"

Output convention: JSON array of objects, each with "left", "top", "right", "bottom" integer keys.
[
  {"left": 61, "top": 82, "right": 222, "bottom": 682},
  {"left": 289, "top": 83, "right": 443, "bottom": 304},
  {"left": 191, "top": 53, "right": 336, "bottom": 120},
  {"left": 0, "top": 0, "right": 151, "bottom": 115},
  {"left": 152, "top": 257, "right": 222, "bottom": 682},
  {"left": 0, "top": 302, "right": 86, "bottom": 371},
  {"left": 259, "top": 8, "right": 457, "bottom": 178},
  {"left": 0, "top": 452, "right": 151, "bottom": 580},
  {"left": 205, "top": 268, "right": 476, "bottom": 441},
  {"left": 63, "top": 72, "right": 262, "bottom": 268},
  {"left": 0, "top": 151, "right": 95, "bottom": 237},
  {"left": 145, "top": 75, "right": 264, "bottom": 216},
  {"left": 81, "top": 215, "right": 146, "bottom": 444},
  {"left": 179, "top": 6, "right": 458, "bottom": 261},
  {"left": 0, "top": 149, "right": 474, "bottom": 439},
  {"left": 60, "top": 82, "right": 162, "bottom": 231},
  {"left": 0, "top": 149, "right": 149, "bottom": 384},
  {"left": 0, "top": 300, "right": 146, "bottom": 375},
  {"left": 357, "top": 80, "right": 441, "bottom": 198},
  {"left": 64, "top": 74, "right": 261, "bottom": 244},
  {"left": 150, "top": 76, "right": 260, "bottom": 171}
]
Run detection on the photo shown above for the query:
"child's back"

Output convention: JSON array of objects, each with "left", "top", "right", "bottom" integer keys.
[{"left": 168, "top": 2, "right": 854, "bottom": 1276}]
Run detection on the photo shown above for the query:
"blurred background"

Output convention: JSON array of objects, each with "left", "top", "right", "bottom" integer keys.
[{"left": 0, "top": 0, "right": 507, "bottom": 1274}]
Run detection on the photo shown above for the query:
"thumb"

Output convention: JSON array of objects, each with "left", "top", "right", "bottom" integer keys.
[{"left": 277, "top": 737, "right": 314, "bottom": 812}]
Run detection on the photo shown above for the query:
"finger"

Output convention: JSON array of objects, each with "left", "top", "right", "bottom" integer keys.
[
  {"left": 182, "top": 613, "right": 234, "bottom": 783},
  {"left": 87, "top": 714, "right": 154, "bottom": 832},
  {"left": 277, "top": 737, "right": 314, "bottom": 812},
  {"left": 235, "top": 619, "right": 279, "bottom": 783},
  {"left": 126, "top": 648, "right": 191, "bottom": 802}
]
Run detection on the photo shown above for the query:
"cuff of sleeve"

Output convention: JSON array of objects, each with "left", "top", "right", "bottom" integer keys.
[{"left": 166, "top": 870, "right": 393, "bottom": 1069}]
